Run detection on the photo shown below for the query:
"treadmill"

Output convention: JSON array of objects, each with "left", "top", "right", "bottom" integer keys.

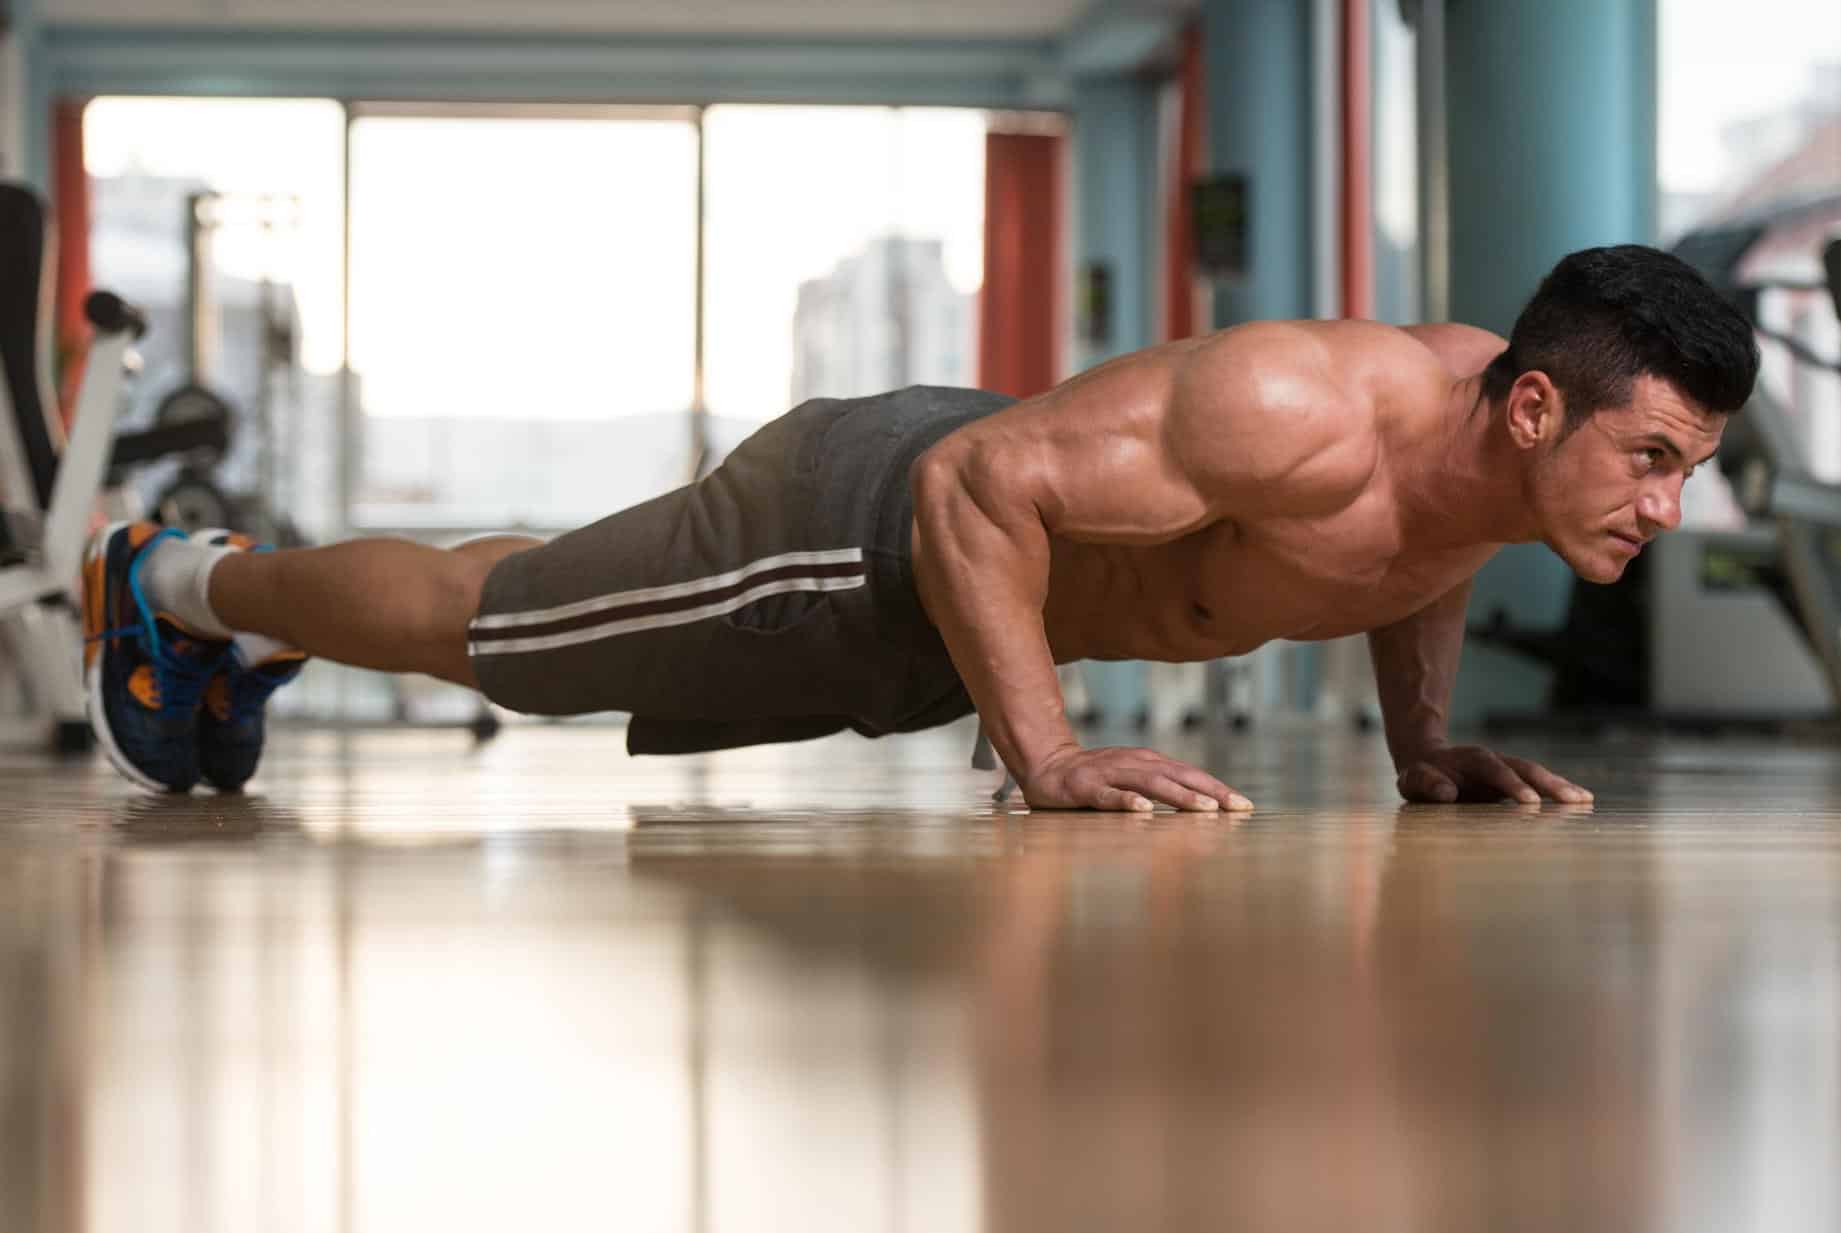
[{"left": 1679, "top": 205, "right": 1841, "bottom": 710}]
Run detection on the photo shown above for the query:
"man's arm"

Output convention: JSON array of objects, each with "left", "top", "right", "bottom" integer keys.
[
  {"left": 909, "top": 434, "right": 1087, "bottom": 794},
  {"left": 1368, "top": 578, "right": 1472, "bottom": 771},
  {"left": 1368, "top": 579, "right": 1594, "bottom": 804},
  {"left": 910, "top": 324, "right": 1365, "bottom": 812}
]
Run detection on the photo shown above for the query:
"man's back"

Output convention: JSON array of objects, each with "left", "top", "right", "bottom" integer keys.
[{"left": 916, "top": 319, "right": 1511, "bottom": 664}]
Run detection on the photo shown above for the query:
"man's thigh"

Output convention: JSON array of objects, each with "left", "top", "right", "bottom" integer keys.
[{"left": 466, "top": 462, "right": 879, "bottom": 722}]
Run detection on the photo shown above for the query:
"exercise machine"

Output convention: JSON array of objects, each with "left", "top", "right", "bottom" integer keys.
[
  {"left": 0, "top": 184, "right": 148, "bottom": 749},
  {"left": 0, "top": 182, "right": 224, "bottom": 751},
  {"left": 1691, "top": 211, "right": 1841, "bottom": 710},
  {"left": 151, "top": 190, "right": 305, "bottom": 545}
]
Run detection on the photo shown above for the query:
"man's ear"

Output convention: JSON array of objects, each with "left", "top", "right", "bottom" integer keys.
[{"left": 1504, "top": 371, "right": 1562, "bottom": 449}]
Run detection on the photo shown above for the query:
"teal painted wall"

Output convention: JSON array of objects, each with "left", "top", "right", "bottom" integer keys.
[
  {"left": 1070, "top": 75, "right": 1161, "bottom": 720},
  {"left": 1199, "top": 0, "right": 1317, "bottom": 326},
  {"left": 1072, "top": 77, "right": 1159, "bottom": 367},
  {"left": 1445, "top": 0, "right": 1659, "bottom": 725},
  {"left": 10, "top": 0, "right": 46, "bottom": 189},
  {"left": 1197, "top": 0, "right": 1320, "bottom": 713}
]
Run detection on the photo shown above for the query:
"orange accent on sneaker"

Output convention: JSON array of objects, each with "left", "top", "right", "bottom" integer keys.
[
  {"left": 85, "top": 523, "right": 167, "bottom": 674},
  {"left": 204, "top": 673, "right": 233, "bottom": 722},
  {"left": 129, "top": 664, "right": 161, "bottom": 710}
]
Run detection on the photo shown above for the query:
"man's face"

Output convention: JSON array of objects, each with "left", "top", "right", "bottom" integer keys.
[{"left": 1532, "top": 375, "right": 1726, "bottom": 583}]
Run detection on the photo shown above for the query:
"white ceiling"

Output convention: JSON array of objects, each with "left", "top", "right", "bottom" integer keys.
[{"left": 39, "top": 0, "right": 1121, "bottom": 39}]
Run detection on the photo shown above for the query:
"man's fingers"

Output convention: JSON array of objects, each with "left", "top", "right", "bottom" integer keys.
[
  {"left": 1399, "top": 764, "right": 1458, "bottom": 803},
  {"left": 1502, "top": 757, "right": 1594, "bottom": 803},
  {"left": 1101, "top": 756, "right": 1250, "bottom": 812},
  {"left": 1475, "top": 752, "right": 1540, "bottom": 804},
  {"left": 1022, "top": 748, "right": 1250, "bottom": 812},
  {"left": 1480, "top": 769, "right": 1539, "bottom": 806},
  {"left": 1091, "top": 768, "right": 1218, "bottom": 812},
  {"left": 1135, "top": 774, "right": 1224, "bottom": 812},
  {"left": 1163, "top": 764, "right": 1254, "bottom": 811},
  {"left": 1398, "top": 748, "right": 1590, "bottom": 806},
  {"left": 1093, "top": 786, "right": 1154, "bottom": 812}
]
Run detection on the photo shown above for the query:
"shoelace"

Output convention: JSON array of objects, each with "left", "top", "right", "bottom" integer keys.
[
  {"left": 85, "top": 621, "right": 225, "bottom": 713},
  {"left": 150, "top": 637, "right": 226, "bottom": 715},
  {"left": 121, "top": 527, "right": 229, "bottom": 713}
]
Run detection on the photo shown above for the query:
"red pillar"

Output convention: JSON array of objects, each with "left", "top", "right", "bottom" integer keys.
[
  {"left": 51, "top": 98, "right": 93, "bottom": 425},
  {"left": 978, "top": 131, "right": 1065, "bottom": 398},
  {"left": 1163, "top": 24, "right": 1205, "bottom": 341}
]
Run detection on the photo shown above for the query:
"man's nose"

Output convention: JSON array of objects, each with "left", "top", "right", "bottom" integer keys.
[{"left": 1636, "top": 480, "right": 1682, "bottom": 534}]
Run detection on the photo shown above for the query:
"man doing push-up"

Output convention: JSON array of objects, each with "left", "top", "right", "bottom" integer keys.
[{"left": 82, "top": 244, "right": 1759, "bottom": 810}]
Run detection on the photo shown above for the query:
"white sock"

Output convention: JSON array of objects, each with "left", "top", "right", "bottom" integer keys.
[
  {"left": 233, "top": 632, "right": 296, "bottom": 666},
  {"left": 137, "top": 535, "right": 238, "bottom": 638},
  {"left": 141, "top": 530, "right": 307, "bottom": 661}
]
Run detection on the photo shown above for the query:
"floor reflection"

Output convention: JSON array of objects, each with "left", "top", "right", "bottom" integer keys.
[{"left": 0, "top": 727, "right": 1836, "bottom": 1231}]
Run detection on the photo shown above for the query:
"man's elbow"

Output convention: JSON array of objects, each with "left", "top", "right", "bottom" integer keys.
[
  {"left": 908, "top": 440, "right": 965, "bottom": 517},
  {"left": 909, "top": 440, "right": 1049, "bottom": 564},
  {"left": 911, "top": 438, "right": 1007, "bottom": 531}
]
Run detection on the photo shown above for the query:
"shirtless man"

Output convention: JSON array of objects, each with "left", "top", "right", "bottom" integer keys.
[{"left": 82, "top": 244, "right": 1759, "bottom": 808}]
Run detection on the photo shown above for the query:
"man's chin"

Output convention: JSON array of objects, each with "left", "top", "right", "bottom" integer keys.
[
  {"left": 1573, "top": 554, "right": 1626, "bottom": 584},
  {"left": 1551, "top": 540, "right": 1625, "bottom": 584}
]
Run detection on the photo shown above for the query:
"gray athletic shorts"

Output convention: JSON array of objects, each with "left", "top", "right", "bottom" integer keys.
[{"left": 468, "top": 385, "right": 1014, "bottom": 754}]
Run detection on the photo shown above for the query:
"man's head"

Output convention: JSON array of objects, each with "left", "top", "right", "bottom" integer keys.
[{"left": 1484, "top": 245, "right": 1761, "bottom": 582}]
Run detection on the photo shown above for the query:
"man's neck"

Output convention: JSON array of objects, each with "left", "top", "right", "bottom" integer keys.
[{"left": 1398, "top": 375, "right": 1540, "bottom": 549}]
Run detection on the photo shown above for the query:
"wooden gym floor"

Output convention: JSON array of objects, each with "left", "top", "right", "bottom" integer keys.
[{"left": 2, "top": 718, "right": 1838, "bottom": 1232}]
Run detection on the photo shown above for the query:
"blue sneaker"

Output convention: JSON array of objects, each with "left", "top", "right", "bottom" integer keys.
[
  {"left": 194, "top": 529, "right": 308, "bottom": 792},
  {"left": 198, "top": 649, "right": 306, "bottom": 791},
  {"left": 82, "top": 522, "right": 230, "bottom": 793}
]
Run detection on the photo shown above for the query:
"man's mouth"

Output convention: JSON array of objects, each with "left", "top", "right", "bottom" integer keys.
[{"left": 1609, "top": 530, "right": 1647, "bottom": 552}]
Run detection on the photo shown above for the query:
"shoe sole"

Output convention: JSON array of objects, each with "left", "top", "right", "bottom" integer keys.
[{"left": 83, "top": 521, "right": 175, "bottom": 794}]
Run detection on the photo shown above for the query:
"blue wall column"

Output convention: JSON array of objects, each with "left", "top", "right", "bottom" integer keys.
[
  {"left": 1198, "top": 0, "right": 1319, "bottom": 712},
  {"left": 1069, "top": 75, "right": 1159, "bottom": 723},
  {"left": 1, "top": 0, "right": 47, "bottom": 188},
  {"left": 1445, "top": 0, "right": 1658, "bottom": 724},
  {"left": 1199, "top": 0, "right": 1317, "bottom": 327},
  {"left": 1071, "top": 76, "right": 1159, "bottom": 362}
]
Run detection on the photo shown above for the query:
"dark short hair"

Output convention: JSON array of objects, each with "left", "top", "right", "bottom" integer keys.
[{"left": 1480, "top": 244, "right": 1760, "bottom": 430}]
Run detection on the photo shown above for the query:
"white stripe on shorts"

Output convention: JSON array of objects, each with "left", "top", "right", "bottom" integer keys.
[
  {"left": 469, "top": 546, "right": 866, "bottom": 631},
  {"left": 467, "top": 548, "right": 867, "bottom": 657}
]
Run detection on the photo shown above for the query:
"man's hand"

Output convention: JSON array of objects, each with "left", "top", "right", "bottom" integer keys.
[
  {"left": 1021, "top": 745, "right": 1253, "bottom": 812},
  {"left": 1395, "top": 744, "right": 1593, "bottom": 804}
]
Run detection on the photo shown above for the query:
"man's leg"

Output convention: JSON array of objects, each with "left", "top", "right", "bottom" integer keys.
[
  {"left": 204, "top": 534, "right": 540, "bottom": 687},
  {"left": 84, "top": 526, "right": 541, "bottom": 793}
]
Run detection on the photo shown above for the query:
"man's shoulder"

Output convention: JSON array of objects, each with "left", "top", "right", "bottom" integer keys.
[
  {"left": 1341, "top": 322, "right": 1504, "bottom": 430},
  {"left": 1202, "top": 319, "right": 1500, "bottom": 400},
  {"left": 1160, "top": 323, "right": 1379, "bottom": 516},
  {"left": 1398, "top": 322, "right": 1508, "bottom": 376}
]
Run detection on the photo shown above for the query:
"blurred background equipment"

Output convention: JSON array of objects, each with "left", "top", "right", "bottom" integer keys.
[
  {"left": 149, "top": 190, "right": 307, "bottom": 544},
  {"left": 0, "top": 181, "right": 153, "bottom": 751}
]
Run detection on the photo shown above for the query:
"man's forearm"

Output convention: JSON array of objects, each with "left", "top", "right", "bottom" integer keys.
[
  {"left": 910, "top": 452, "right": 1078, "bottom": 780},
  {"left": 1366, "top": 577, "right": 1474, "bottom": 766}
]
